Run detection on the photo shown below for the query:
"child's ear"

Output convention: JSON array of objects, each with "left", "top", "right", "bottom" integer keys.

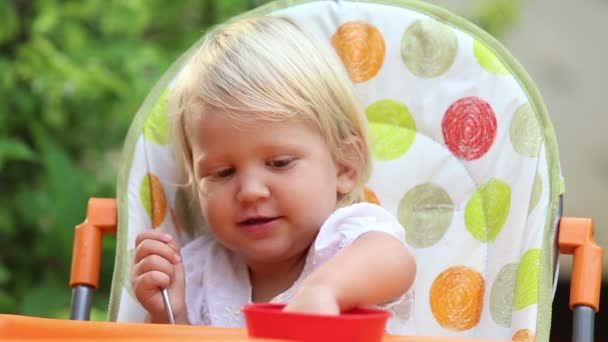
[{"left": 336, "top": 136, "right": 364, "bottom": 196}]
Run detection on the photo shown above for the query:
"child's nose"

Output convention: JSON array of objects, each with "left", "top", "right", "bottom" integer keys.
[{"left": 236, "top": 173, "right": 270, "bottom": 204}]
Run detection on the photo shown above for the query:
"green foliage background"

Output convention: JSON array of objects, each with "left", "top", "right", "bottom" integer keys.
[{"left": 0, "top": 0, "right": 520, "bottom": 320}]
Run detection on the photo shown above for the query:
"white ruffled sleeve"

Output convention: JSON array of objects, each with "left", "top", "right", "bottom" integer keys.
[
  {"left": 311, "top": 202, "right": 410, "bottom": 265},
  {"left": 181, "top": 234, "right": 251, "bottom": 327},
  {"left": 181, "top": 235, "right": 212, "bottom": 326},
  {"left": 308, "top": 202, "right": 415, "bottom": 329}
]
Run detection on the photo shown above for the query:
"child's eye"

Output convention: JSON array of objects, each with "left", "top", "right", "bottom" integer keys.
[
  {"left": 212, "top": 167, "right": 235, "bottom": 179},
  {"left": 268, "top": 157, "right": 294, "bottom": 169}
]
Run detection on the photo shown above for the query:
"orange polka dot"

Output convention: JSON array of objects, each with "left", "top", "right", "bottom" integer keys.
[
  {"left": 512, "top": 329, "right": 535, "bottom": 342},
  {"left": 364, "top": 187, "right": 381, "bottom": 205},
  {"left": 430, "top": 266, "right": 485, "bottom": 331},
  {"left": 144, "top": 174, "right": 168, "bottom": 228},
  {"left": 331, "top": 21, "right": 385, "bottom": 83}
]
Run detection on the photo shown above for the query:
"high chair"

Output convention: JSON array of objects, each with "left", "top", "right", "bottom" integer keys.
[{"left": 0, "top": 0, "right": 602, "bottom": 341}]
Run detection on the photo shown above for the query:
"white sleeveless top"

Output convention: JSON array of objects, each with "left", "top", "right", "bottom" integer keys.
[{"left": 181, "top": 202, "right": 415, "bottom": 335}]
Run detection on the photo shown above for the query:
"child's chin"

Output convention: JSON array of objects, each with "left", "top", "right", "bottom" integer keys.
[{"left": 243, "top": 243, "right": 307, "bottom": 264}]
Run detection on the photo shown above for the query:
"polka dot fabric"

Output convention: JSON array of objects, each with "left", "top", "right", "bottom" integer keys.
[{"left": 109, "top": 1, "right": 562, "bottom": 341}]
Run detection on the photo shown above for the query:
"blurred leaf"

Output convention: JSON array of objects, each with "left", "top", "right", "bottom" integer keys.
[
  {"left": 50, "top": 305, "right": 107, "bottom": 321},
  {"left": 471, "top": 0, "right": 523, "bottom": 39},
  {"left": 0, "top": 139, "right": 36, "bottom": 170},
  {"left": 21, "top": 276, "right": 71, "bottom": 318},
  {"left": 0, "top": 206, "right": 14, "bottom": 236},
  {"left": 32, "top": 128, "right": 89, "bottom": 261},
  {"left": 0, "top": 57, "right": 14, "bottom": 93},
  {"left": 32, "top": 1, "right": 60, "bottom": 34},
  {"left": 0, "top": 263, "right": 11, "bottom": 285},
  {"left": 0, "top": 1, "right": 18, "bottom": 44},
  {"left": 0, "top": 290, "right": 17, "bottom": 313},
  {"left": 90, "top": 307, "right": 108, "bottom": 321}
]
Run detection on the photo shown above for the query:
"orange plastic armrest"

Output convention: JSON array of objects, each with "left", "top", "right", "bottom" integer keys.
[
  {"left": 558, "top": 217, "right": 603, "bottom": 312},
  {"left": 69, "top": 198, "right": 118, "bottom": 289}
]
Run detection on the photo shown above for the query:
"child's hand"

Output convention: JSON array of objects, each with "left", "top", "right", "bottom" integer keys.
[
  {"left": 283, "top": 284, "right": 340, "bottom": 316},
  {"left": 131, "top": 230, "right": 188, "bottom": 324}
]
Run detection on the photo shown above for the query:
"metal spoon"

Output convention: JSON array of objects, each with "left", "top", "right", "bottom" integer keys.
[{"left": 161, "top": 288, "right": 176, "bottom": 324}]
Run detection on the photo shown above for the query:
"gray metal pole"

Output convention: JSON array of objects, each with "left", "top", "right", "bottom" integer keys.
[
  {"left": 573, "top": 305, "right": 595, "bottom": 342},
  {"left": 70, "top": 285, "right": 94, "bottom": 320}
]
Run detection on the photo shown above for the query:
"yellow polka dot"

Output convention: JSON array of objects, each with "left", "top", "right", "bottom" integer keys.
[
  {"left": 512, "top": 329, "right": 536, "bottom": 342},
  {"left": 430, "top": 266, "right": 485, "bottom": 331},
  {"left": 364, "top": 187, "right": 381, "bottom": 205},
  {"left": 332, "top": 21, "right": 385, "bottom": 83}
]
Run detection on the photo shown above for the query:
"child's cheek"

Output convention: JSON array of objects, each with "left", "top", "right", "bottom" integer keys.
[{"left": 198, "top": 183, "right": 226, "bottom": 216}]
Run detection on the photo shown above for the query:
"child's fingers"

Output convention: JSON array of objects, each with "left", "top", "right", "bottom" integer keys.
[
  {"left": 135, "top": 230, "right": 181, "bottom": 253},
  {"left": 134, "top": 270, "right": 171, "bottom": 289},
  {"left": 165, "top": 239, "right": 180, "bottom": 253},
  {"left": 134, "top": 238, "right": 182, "bottom": 265},
  {"left": 132, "top": 254, "right": 176, "bottom": 279},
  {"left": 135, "top": 229, "right": 173, "bottom": 246},
  {"left": 132, "top": 270, "right": 171, "bottom": 312}
]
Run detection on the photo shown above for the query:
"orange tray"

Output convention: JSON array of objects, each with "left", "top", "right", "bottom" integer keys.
[{"left": 0, "top": 314, "right": 511, "bottom": 341}]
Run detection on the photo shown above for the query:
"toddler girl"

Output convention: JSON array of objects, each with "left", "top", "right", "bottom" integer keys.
[{"left": 131, "top": 15, "right": 416, "bottom": 334}]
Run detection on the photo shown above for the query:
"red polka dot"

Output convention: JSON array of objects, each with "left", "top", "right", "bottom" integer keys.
[{"left": 442, "top": 97, "right": 497, "bottom": 160}]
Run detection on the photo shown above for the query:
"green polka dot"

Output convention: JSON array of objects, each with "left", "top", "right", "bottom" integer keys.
[
  {"left": 510, "top": 103, "right": 542, "bottom": 157},
  {"left": 366, "top": 99, "right": 416, "bottom": 128},
  {"left": 398, "top": 183, "right": 454, "bottom": 248},
  {"left": 366, "top": 99, "right": 416, "bottom": 160},
  {"left": 140, "top": 174, "right": 152, "bottom": 218},
  {"left": 401, "top": 19, "right": 458, "bottom": 78},
  {"left": 529, "top": 172, "right": 542, "bottom": 213},
  {"left": 143, "top": 90, "right": 170, "bottom": 145},
  {"left": 490, "top": 263, "right": 518, "bottom": 327},
  {"left": 473, "top": 40, "right": 510, "bottom": 75},
  {"left": 465, "top": 178, "right": 511, "bottom": 242},
  {"left": 513, "top": 249, "right": 540, "bottom": 310}
]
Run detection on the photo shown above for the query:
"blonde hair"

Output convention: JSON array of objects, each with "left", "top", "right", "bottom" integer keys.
[{"left": 169, "top": 15, "right": 371, "bottom": 206}]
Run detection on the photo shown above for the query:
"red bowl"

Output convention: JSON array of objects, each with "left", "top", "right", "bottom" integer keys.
[{"left": 242, "top": 303, "right": 390, "bottom": 342}]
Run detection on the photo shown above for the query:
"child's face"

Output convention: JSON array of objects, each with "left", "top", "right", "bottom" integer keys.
[{"left": 191, "top": 110, "right": 357, "bottom": 266}]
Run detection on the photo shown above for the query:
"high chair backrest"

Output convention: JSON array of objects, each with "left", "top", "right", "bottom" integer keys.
[{"left": 108, "top": 1, "right": 563, "bottom": 341}]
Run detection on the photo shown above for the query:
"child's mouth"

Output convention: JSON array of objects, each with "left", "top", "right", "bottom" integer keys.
[
  {"left": 239, "top": 216, "right": 282, "bottom": 229},
  {"left": 241, "top": 217, "right": 278, "bottom": 224}
]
